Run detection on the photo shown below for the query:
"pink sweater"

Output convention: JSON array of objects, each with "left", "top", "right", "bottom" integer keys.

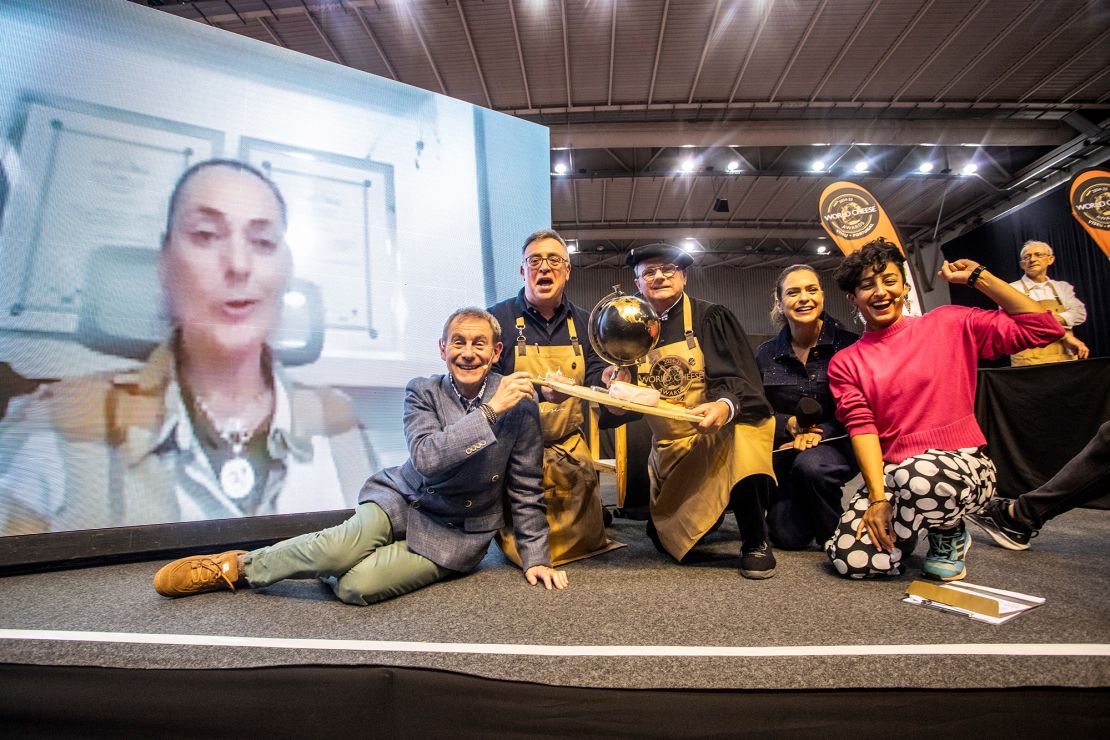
[{"left": 828, "top": 306, "right": 1063, "bottom": 463}]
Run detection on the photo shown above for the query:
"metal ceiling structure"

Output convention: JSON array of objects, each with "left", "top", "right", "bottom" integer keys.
[{"left": 137, "top": 0, "right": 1110, "bottom": 269}]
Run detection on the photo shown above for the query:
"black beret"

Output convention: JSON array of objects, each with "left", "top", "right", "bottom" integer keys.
[{"left": 625, "top": 243, "right": 694, "bottom": 269}]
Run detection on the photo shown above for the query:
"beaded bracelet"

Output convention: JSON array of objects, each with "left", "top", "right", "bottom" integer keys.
[{"left": 479, "top": 403, "right": 498, "bottom": 426}]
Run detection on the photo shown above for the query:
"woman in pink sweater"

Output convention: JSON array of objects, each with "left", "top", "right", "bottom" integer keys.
[{"left": 826, "top": 239, "right": 1063, "bottom": 581}]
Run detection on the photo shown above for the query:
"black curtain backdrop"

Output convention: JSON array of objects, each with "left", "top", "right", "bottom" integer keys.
[{"left": 942, "top": 184, "right": 1110, "bottom": 359}]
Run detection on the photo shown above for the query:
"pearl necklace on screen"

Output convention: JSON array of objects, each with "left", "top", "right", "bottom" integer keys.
[{"left": 194, "top": 390, "right": 272, "bottom": 500}]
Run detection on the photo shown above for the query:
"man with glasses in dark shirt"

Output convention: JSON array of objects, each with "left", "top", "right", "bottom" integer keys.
[{"left": 487, "top": 229, "right": 624, "bottom": 566}]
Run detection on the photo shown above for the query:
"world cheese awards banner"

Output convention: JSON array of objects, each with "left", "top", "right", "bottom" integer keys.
[
  {"left": 1068, "top": 168, "right": 1110, "bottom": 260},
  {"left": 818, "top": 181, "right": 922, "bottom": 315}
]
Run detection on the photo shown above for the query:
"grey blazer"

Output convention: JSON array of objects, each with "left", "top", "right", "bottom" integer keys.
[{"left": 360, "top": 373, "right": 549, "bottom": 572}]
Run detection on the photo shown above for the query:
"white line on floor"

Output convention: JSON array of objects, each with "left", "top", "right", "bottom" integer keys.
[{"left": 1, "top": 629, "right": 1108, "bottom": 658}]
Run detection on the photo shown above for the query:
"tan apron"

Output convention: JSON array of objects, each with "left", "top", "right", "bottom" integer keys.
[
  {"left": 635, "top": 294, "right": 775, "bottom": 561},
  {"left": 1011, "top": 282, "right": 1075, "bottom": 366},
  {"left": 497, "top": 314, "right": 623, "bottom": 566}
]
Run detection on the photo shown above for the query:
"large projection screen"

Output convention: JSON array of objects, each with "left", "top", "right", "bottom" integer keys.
[{"left": 0, "top": 0, "right": 551, "bottom": 568}]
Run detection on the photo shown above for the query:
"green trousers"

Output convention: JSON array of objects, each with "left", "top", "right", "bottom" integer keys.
[{"left": 243, "top": 502, "right": 451, "bottom": 605}]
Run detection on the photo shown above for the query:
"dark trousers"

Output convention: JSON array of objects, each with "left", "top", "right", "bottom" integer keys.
[
  {"left": 766, "top": 440, "right": 858, "bottom": 550},
  {"left": 730, "top": 474, "right": 772, "bottom": 546},
  {"left": 1014, "top": 420, "right": 1110, "bottom": 530}
]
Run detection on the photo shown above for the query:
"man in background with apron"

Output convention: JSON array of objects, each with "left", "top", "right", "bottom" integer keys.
[
  {"left": 1009, "top": 240, "right": 1089, "bottom": 365},
  {"left": 489, "top": 229, "right": 624, "bottom": 566},
  {"left": 627, "top": 244, "right": 778, "bottom": 579}
]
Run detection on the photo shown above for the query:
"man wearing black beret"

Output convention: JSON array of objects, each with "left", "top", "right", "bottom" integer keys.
[{"left": 626, "top": 244, "right": 777, "bottom": 578}]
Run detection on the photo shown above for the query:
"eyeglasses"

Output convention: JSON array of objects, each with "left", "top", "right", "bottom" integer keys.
[
  {"left": 1020, "top": 251, "right": 1052, "bottom": 262},
  {"left": 523, "top": 254, "right": 569, "bottom": 269},
  {"left": 637, "top": 264, "right": 680, "bottom": 280}
]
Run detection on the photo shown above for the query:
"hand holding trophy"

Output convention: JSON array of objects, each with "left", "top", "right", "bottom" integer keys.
[{"left": 529, "top": 285, "right": 699, "bottom": 421}]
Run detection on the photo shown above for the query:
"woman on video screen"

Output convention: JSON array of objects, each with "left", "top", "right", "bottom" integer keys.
[{"left": 0, "top": 160, "right": 375, "bottom": 535}]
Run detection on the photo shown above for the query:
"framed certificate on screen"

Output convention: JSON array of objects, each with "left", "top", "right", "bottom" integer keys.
[
  {"left": 240, "top": 137, "right": 400, "bottom": 358},
  {"left": 0, "top": 96, "right": 223, "bottom": 336}
]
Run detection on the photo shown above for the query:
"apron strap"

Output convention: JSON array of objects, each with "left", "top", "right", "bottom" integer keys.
[
  {"left": 567, "top": 315, "right": 582, "bottom": 356},
  {"left": 515, "top": 316, "right": 527, "bottom": 357},
  {"left": 1046, "top": 280, "right": 1065, "bottom": 306},
  {"left": 681, "top": 294, "right": 697, "bottom": 349},
  {"left": 1021, "top": 278, "right": 1065, "bottom": 308}
]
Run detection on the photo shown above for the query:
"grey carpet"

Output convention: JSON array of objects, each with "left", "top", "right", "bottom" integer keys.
[{"left": 0, "top": 509, "right": 1108, "bottom": 690}]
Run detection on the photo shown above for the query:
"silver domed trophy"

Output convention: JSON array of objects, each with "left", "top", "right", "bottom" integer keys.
[
  {"left": 587, "top": 285, "right": 661, "bottom": 366},
  {"left": 530, "top": 285, "right": 699, "bottom": 421}
]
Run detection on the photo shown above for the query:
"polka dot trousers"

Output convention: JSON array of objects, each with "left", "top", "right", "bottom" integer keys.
[{"left": 826, "top": 447, "right": 996, "bottom": 579}]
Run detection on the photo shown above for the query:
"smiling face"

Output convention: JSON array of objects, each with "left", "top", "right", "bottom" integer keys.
[
  {"left": 161, "top": 165, "right": 290, "bottom": 362},
  {"left": 846, "top": 261, "right": 908, "bottom": 331},
  {"left": 521, "top": 236, "right": 570, "bottom": 309},
  {"left": 778, "top": 268, "right": 824, "bottom": 330},
  {"left": 634, "top": 258, "right": 687, "bottom": 313},
  {"left": 439, "top": 315, "right": 503, "bottom": 397}
]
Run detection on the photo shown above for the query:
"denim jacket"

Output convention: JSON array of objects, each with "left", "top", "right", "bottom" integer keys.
[{"left": 756, "top": 314, "right": 858, "bottom": 446}]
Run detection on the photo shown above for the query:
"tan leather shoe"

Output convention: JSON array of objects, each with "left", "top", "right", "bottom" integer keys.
[{"left": 153, "top": 550, "right": 248, "bottom": 597}]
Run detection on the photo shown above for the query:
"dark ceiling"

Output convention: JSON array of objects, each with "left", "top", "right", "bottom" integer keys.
[{"left": 136, "top": 0, "right": 1110, "bottom": 269}]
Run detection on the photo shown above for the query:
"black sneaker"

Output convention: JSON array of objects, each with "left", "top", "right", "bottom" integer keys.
[
  {"left": 739, "top": 541, "right": 776, "bottom": 580},
  {"left": 967, "top": 497, "right": 1036, "bottom": 551}
]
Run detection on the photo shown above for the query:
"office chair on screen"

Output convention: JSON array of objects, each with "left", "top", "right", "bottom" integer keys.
[{"left": 75, "top": 244, "right": 325, "bottom": 366}]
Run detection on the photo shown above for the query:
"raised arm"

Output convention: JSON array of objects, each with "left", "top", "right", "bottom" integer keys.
[
  {"left": 939, "top": 259, "right": 1042, "bottom": 315},
  {"left": 939, "top": 259, "right": 1066, "bottom": 357}
]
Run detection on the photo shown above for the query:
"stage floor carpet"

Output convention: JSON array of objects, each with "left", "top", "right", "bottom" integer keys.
[{"left": 1, "top": 510, "right": 1108, "bottom": 693}]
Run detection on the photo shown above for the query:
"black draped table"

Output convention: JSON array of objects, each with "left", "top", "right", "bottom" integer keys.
[{"left": 975, "top": 356, "right": 1110, "bottom": 506}]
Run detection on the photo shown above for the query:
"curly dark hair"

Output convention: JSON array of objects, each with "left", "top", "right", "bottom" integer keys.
[{"left": 833, "top": 238, "right": 906, "bottom": 293}]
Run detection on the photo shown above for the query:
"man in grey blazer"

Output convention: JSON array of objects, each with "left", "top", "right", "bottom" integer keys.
[{"left": 153, "top": 307, "right": 568, "bottom": 604}]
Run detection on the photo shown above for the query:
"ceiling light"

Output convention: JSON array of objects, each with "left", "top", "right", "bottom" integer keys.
[
  {"left": 961, "top": 163, "right": 978, "bottom": 176},
  {"left": 680, "top": 158, "right": 696, "bottom": 173},
  {"left": 683, "top": 238, "right": 697, "bottom": 251},
  {"left": 553, "top": 162, "right": 568, "bottom": 175},
  {"left": 853, "top": 160, "right": 869, "bottom": 173},
  {"left": 566, "top": 239, "right": 578, "bottom": 253},
  {"left": 811, "top": 160, "right": 826, "bottom": 172},
  {"left": 918, "top": 161, "right": 934, "bottom": 173},
  {"left": 726, "top": 160, "right": 740, "bottom": 173}
]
